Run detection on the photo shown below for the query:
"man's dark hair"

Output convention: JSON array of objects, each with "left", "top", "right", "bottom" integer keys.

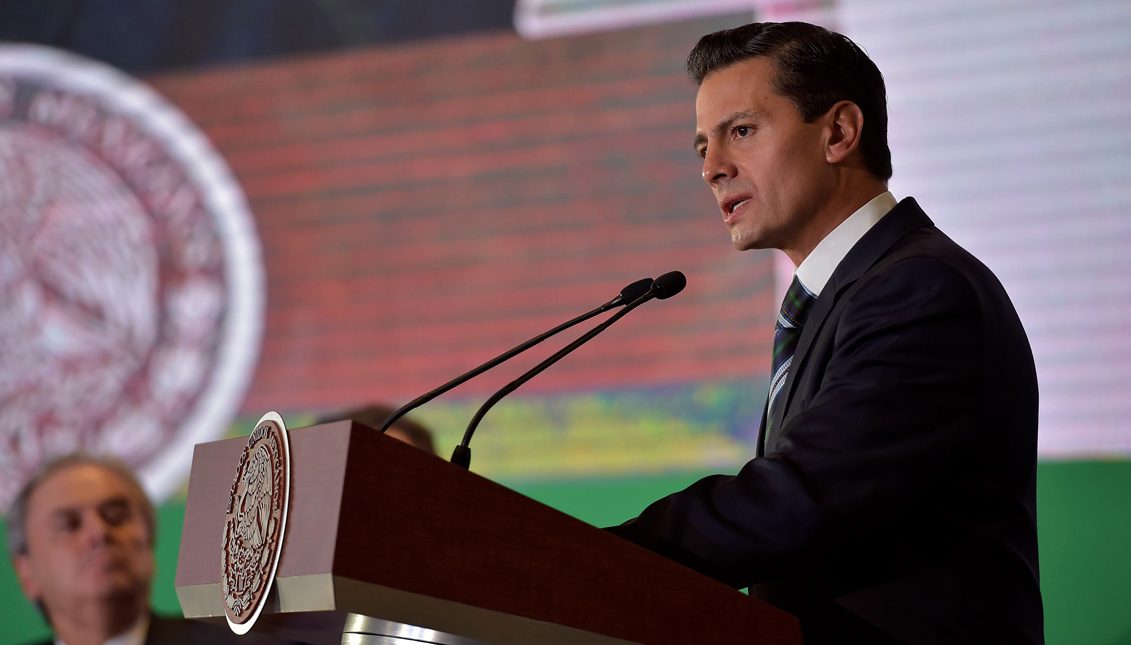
[
  {"left": 318, "top": 404, "right": 437, "bottom": 455},
  {"left": 688, "top": 22, "right": 892, "bottom": 181}
]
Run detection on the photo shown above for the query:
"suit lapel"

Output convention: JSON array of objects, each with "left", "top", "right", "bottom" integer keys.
[
  {"left": 763, "top": 198, "right": 934, "bottom": 449},
  {"left": 755, "top": 395, "right": 769, "bottom": 457}
]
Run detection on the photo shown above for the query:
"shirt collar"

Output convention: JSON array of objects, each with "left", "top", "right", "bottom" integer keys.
[
  {"left": 794, "top": 191, "right": 897, "bottom": 296},
  {"left": 57, "top": 613, "right": 150, "bottom": 645}
]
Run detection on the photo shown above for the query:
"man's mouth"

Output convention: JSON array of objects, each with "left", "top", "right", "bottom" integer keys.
[
  {"left": 721, "top": 195, "right": 752, "bottom": 221},
  {"left": 83, "top": 547, "right": 129, "bottom": 570}
]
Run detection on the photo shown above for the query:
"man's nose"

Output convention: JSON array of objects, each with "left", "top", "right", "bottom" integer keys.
[
  {"left": 701, "top": 144, "right": 736, "bottom": 185},
  {"left": 82, "top": 511, "right": 114, "bottom": 546}
]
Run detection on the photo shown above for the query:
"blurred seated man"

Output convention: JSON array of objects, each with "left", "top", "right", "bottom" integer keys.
[
  {"left": 319, "top": 404, "right": 436, "bottom": 454},
  {"left": 6, "top": 454, "right": 280, "bottom": 645}
]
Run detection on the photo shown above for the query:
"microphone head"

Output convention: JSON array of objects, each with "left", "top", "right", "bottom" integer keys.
[
  {"left": 654, "top": 271, "right": 686, "bottom": 300},
  {"left": 619, "top": 277, "right": 654, "bottom": 304}
]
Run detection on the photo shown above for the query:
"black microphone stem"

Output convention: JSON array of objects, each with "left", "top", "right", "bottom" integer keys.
[
  {"left": 378, "top": 304, "right": 614, "bottom": 433},
  {"left": 451, "top": 287, "right": 658, "bottom": 469},
  {"left": 376, "top": 279, "right": 652, "bottom": 434}
]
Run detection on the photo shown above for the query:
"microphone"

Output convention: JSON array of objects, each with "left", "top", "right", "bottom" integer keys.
[
  {"left": 652, "top": 270, "right": 687, "bottom": 299},
  {"left": 376, "top": 277, "right": 655, "bottom": 435},
  {"left": 451, "top": 271, "right": 686, "bottom": 469}
]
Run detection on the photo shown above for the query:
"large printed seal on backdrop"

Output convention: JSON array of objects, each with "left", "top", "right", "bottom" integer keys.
[
  {"left": 222, "top": 412, "right": 290, "bottom": 634},
  {"left": 0, "top": 45, "right": 264, "bottom": 511}
]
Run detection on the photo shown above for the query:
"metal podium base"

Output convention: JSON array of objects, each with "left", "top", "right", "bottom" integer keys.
[{"left": 341, "top": 614, "right": 488, "bottom": 645}]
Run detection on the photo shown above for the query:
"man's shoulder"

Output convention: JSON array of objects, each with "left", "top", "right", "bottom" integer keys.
[
  {"left": 864, "top": 210, "right": 1012, "bottom": 307},
  {"left": 16, "top": 617, "right": 239, "bottom": 645},
  {"left": 832, "top": 197, "right": 1003, "bottom": 299}
]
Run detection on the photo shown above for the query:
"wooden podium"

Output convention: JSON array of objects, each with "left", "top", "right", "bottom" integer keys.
[{"left": 175, "top": 421, "right": 802, "bottom": 645}]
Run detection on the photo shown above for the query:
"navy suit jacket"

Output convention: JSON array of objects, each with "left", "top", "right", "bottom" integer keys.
[{"left": 609, "top": 198, "right": 1043, "bottom": 644}]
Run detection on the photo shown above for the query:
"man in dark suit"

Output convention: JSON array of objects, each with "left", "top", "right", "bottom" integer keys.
[
  {"left": 7, "top": 454, "right": 286, "bottom": 645},
  {"left": 607, "top": 22, "right": 1043, "bottom": 644}
]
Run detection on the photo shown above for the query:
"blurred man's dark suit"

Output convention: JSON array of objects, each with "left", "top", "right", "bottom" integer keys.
[
  {"left": 609, "top": 198, "right": 1043, "bottom": 644},
  {"left": 25, "top": 615, "right": 292, "bottom": 645}
]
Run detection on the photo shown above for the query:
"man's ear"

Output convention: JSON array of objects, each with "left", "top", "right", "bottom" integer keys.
[
  {"left": 12, "top": 554, "right": 43, "bottom": 603},
  {"left": 824, "top": 100, "right": 865, "bottom": 165}
]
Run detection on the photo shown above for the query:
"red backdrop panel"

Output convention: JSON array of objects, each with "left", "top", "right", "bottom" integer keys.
[{"left": 148, "top": 17, "right": 774, "bottom": 413}]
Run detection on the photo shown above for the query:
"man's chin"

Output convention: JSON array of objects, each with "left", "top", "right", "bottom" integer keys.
[
  {"left": 730, "top": 231, "right": 769, "bottom": 252},
  {"left": 85, "top": 573, "right": 149, "bottom": 603}
]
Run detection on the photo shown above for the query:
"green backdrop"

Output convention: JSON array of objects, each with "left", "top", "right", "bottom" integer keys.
[{"left": 2, "top": 461, "right": 1129, "bottom": 645}]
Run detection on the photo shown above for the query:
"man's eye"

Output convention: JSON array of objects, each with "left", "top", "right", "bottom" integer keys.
[
  {"left": 100, "top": 501, "right": 132, "bottom": 526},
  {"left": 54, "top": 512, "right": 81, "bottom": 534},
  {"left": 735, "top": 126, "right": 752, "bottom": 137}
]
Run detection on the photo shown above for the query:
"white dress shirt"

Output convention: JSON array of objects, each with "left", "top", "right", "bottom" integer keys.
[{"left": 794, "top": 191, "right": 898, "bottom": 295}]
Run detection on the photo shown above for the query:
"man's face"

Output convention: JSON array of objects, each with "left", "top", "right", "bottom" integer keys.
[
  {"left": 12, "top": 464, "right": 154, "bottom": 615},
  {"left": 695, "top": 57, "right": 834, "bottom": 252},
  {"left": 386, "top": 427, "right": 423, "bottom": 451}
]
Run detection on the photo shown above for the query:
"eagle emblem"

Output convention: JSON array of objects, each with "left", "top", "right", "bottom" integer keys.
[{"left": 221, "top": 412, "right": 290, "bottom": 634}]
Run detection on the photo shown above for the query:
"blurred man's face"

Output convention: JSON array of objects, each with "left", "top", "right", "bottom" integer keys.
[
  {"left": 695, "top": 56, "right": 833, "bottom": 253},
  {"left": 386, "top": 427, "right": 425, "bottom": 452},
  {"left": 13, "top": 464, "right": 154, "bottom": 616}
]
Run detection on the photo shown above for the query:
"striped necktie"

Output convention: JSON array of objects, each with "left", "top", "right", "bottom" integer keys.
[{"left": 767, "top": 276, "right": 818, "bottom": 434}]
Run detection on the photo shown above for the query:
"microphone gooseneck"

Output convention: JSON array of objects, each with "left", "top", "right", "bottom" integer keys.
[
  {"left": 376, "top": 277, "right": 654, "bottom": 435},
  {"left": 451, "top": 270, "right": 686, "bottom": 469}
]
